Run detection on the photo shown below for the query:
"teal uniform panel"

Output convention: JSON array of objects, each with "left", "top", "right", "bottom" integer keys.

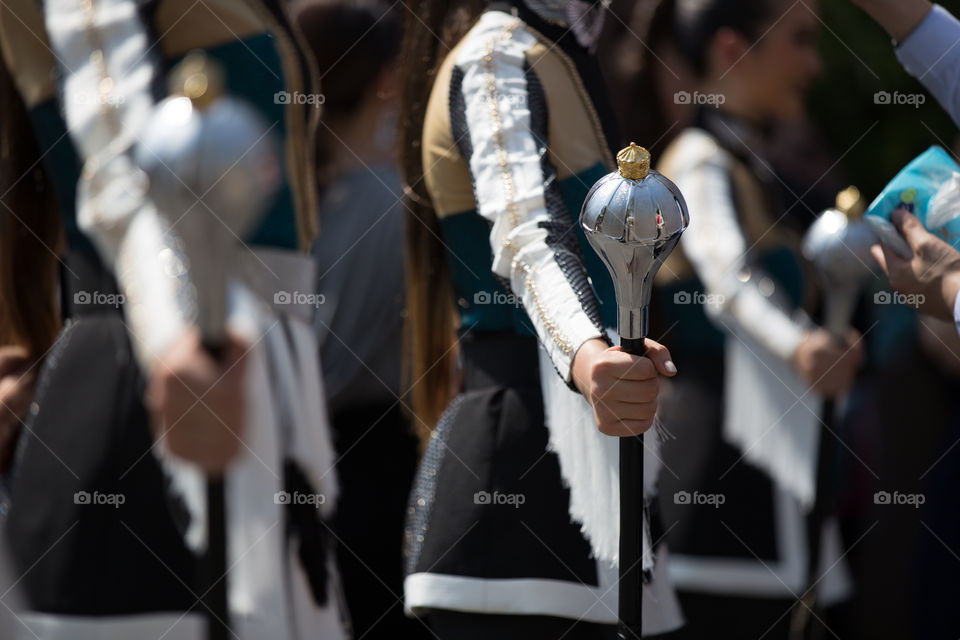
[{"left": 441, "top": 163, "right": 618, "bottom": 334}]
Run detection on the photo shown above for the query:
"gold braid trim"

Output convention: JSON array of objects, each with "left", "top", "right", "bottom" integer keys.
[{"left": 481, "top": 19, "right": 573, "bottom": 356}]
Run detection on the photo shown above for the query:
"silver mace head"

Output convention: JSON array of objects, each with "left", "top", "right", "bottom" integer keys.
[
  {"left": 580, "top": 143, "right": 690, "bottom": 340},
  {"left": 135, "top": 52, "right": 282, "bottom": 347},
  {"left": 802, "top": 186, "right": 878, "bottom": 340}
]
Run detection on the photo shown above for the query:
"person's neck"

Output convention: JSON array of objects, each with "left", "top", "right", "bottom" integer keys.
[
  {"left": 702, "top": 81, "right": 767, "bottom": 129},
  {"left": 722, "top": 106, "right": 768, "bottom": 133},
  {"left": 320, "top": 105, "right": 393, "bottom": 177}
]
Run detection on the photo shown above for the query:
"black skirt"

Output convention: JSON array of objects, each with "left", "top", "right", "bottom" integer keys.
[
  {"left": 404, "top": 332, "right": 615, "bottom": 622},
  {"left": 4, "top": 306, "right": 197, "bottom": 614}
]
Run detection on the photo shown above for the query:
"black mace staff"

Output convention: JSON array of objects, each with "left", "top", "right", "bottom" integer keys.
[
  {"left": 580, "top": 144, "right": 689, "bottom": 639},
  {"left": 138, "top": 54, "right": 281, "bottom": 640},
  {"left": 795, "top": 187, "right": 874, "bottom": 639}
]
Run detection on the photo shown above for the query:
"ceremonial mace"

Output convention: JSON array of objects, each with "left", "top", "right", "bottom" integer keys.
[
  {"left": 796, "top": 187, "right": 874, "bottom": 639},
  {"left": 580, "top": 144, "right": 689, "bottom": 639},
  {"left": 803, "top": 187, "right": 875, "bottom": 344},
  {"left": 137, "top": 54, "right": 281, "bottom": 640}
]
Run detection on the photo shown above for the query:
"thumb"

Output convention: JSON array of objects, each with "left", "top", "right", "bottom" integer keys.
[
  {"left": 892, "top": 208, "right": 929, "bottom": 251},
  {"left": 642, "top": 338, "right": 678, "bottom": 377}
]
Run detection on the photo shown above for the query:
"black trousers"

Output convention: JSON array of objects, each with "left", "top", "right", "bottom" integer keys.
[
  {"left": 330, "top": 402, "right": 427, "bottom": 639},
  {"left": 655, "top": 592, "right": 795, "bottom": 640},
  {"left": 428, "top": 610, "right": 617, "bottom": 640}
]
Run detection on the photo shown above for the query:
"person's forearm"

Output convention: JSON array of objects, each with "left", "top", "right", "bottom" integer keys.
[{"left": 854, "top": 0, "right": 933, "bottom": 41}]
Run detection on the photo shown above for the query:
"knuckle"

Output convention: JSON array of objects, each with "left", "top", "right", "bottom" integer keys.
[
  {"left": 636, "top": 357, "right": 656, "bottom": 378},
  {"left": 590, "top": 381, "right": 607, "bottom": 402},
  {"left": 593, "top": 354, "right": 614, "bottom": 378}
]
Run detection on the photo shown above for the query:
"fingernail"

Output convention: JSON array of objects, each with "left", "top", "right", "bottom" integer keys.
[{"left": 664, "top": 360, "right": 677, "bottom": 374}]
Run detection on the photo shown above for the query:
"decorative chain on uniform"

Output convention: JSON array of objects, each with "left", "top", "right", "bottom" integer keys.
[
  {"left": 482, "top": 20, "right": 522, "bottom": 244},
  {"left": 483, "top": 20, "right": 574, "bottom": 357},
  {"left": 520, "top": 261, "right": 573, "bottom": 356}
]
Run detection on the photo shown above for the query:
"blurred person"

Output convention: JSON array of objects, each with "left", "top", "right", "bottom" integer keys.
[
  {"left": 0, "top": 1, "right": 345, "bottom": 638},
  {"left": 865, "top": 208, "right": 960, "bottom": 636},
  {"left": 292, "top": 1, "right": 426, "bottom": 638},
  {"left": 0, "top": 53, "right": 62, "bottom": 481},
  {"left": 398, "top": 0, "right": 684, "bottom": 636},
  {"left": 840, "top": 271, "right": 960, "bottom": 638},
  {"left": 852, "top": 0, "right": 960, "bottom": 331},
  {"left": 650, "top": 1, "right": 863, "bottom": 637},
  {"left": 606, "top": 1, "right": 843, "bottom": 224},
  {"left": 0, "top": 529, "right": 21, "bottom": 613},
  {"left": 603, "top": 0, "right": 697, "bottom": 155},
  {"left": 831, "top": 5, "right": 960, "bottom": 631},
  {"left": 852, "top": 0, "right": 960, "bottom": 127}
]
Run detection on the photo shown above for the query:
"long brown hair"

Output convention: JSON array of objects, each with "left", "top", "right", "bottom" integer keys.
[
  {"left": 0, "top": 53, "right": 62, "bottom": 356},
  {"left": 398, "top": 0, "right": 485, "bottom": 440},
  {"left": 292, "top": 0, "right": 402, "bottom": 182},
  {"left": 604, "top": 0, "right": 680, "bottom": 151}
]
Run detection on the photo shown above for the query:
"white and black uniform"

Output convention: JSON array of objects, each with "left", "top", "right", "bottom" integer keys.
[
  {"left": 403, "top": 2, "right": 682, "bottom": 635},
  {"left": 0, "top": 1, "right": 345, "bottom": 638},
  {"left": 651, "top": 108, "right": 852, "bottom": 636}
]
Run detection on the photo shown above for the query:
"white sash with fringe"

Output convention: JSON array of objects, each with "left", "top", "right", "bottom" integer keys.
[
  {"left": 722, "top": 333, "right": 822, "bottom": 511},
  {"left": 537, "top": 330, "right": 683, "bottom": 635}
]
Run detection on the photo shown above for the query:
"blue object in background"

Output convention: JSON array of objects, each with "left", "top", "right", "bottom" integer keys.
[{"left": 866, "top": 146, "right": 960, "bottom": 248}]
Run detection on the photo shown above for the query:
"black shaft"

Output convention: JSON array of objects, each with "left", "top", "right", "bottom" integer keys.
[
  {"left": 202, "top": 340, "right": 230, "bottom": 640},
  {"left": 790, "top": 400, "right": 838, "bottom": 640},
  {"left": 618, "top": 337, "right": 646, "bottom": 639},
  {"left": 205, "top": 478, "right": 230, "bottom": 640},
  {"left": 791, "top": 330, "right": 845, "bottom": 639}
]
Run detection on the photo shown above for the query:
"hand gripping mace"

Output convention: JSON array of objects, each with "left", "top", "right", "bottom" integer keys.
[
  {"left": 580, "top": 144, "right": 689, "bottom": 639},
  {"left": 136, "top": 53, "right": 281, "bottom": 640}
]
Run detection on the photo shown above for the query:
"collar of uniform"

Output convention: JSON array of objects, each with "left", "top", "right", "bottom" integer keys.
[
  {"left": 524, "top": 0, "right": 568, "bottom": 26},
  {"left": 490, "top": 0, "right": 608, "bottom": 50}
]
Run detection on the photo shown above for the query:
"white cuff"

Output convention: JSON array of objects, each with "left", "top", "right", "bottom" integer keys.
[
  {"left": 896, "top": 4, "right": 960, "bottom": 125},
  {"left": 953, "top": 285, "right": 960, "bottom": 337},
  {"left": 518, "top": 254, "right": 604, "bottom": 383},
  {"left": 897, "top": 5, "right": 958, "bottom": 59}
]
